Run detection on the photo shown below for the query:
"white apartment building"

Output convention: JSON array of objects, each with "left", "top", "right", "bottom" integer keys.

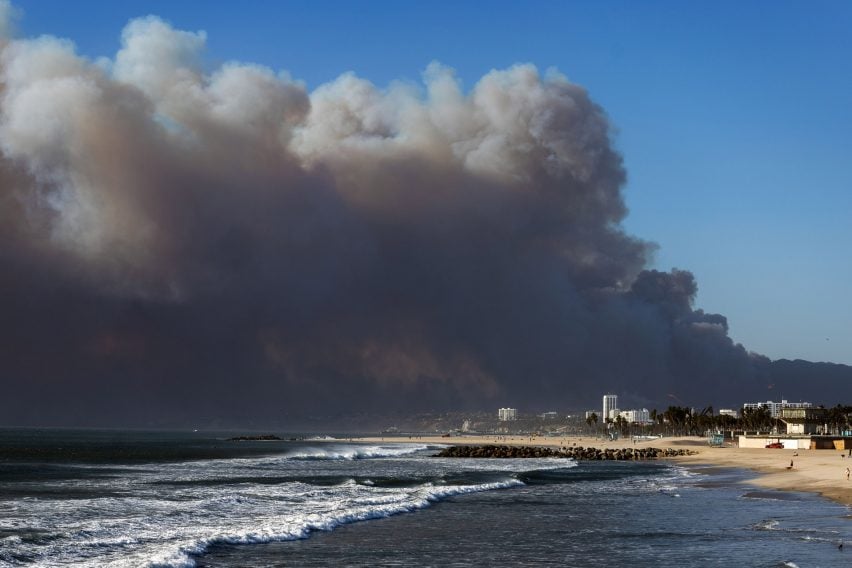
[
  {"left": 742, "top": 399, "right": 812, "bottom": 418},
  {"left": 498, "top": 407, "right": 517, "bottom": 421},
  {"left": 618, "top": 408, "right": 651, "bottom": 424}
]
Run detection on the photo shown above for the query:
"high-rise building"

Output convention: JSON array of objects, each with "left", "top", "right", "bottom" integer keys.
[
  {"left": 602, "top": 394, "right": 617, "bottom": 422},
  {"left": 498, "top": 407, "right": 517, "bottom": 421}
]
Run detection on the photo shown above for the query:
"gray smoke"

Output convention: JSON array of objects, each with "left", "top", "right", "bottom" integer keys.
[{"left": 0, "top": 9, "right": 843, "bottom": 427}]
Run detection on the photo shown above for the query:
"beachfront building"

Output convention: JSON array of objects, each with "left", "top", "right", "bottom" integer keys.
[
  {"left": 618, "top": 408, "right": 651, "bottom": 424},
  {"left": 602, "top": 394, "right": 618, "bottom": 422},
  {"left": 539, "top": 411, "right": 559, "bottom": 420},
  {"left": 743, "top": 399, "right": 813, "bottom": 418},
  {"left": 498, "top": 408, "right": 517, "bottom": 421},
  {"left": 779, "top": 407, "right": 827, "bottom": 435},
  {"left": 718, "top": 409, "right": 738, "bottom": 418}
]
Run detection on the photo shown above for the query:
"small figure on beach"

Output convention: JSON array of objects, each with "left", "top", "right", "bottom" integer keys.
[
  {"left": 790, "top": 460, "right": 794, "bottom": 468},
  {"left": 846, "top": 467, "right": 849, "bottom": 481}
]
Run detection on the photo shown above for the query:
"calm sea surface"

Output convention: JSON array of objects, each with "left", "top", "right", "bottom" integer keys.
[{"left": 1, "top": 429, "right": 850, "bottom": 567}]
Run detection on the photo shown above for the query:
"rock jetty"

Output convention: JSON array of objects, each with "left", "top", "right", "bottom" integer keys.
[
  {"left": 433, "top": 445, "right": 696, "bottom": 460},
  {"left": 227, "top": 434, "right": 283, "bottom": 441}
]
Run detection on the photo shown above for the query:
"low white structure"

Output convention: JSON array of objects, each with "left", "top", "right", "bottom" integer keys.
[
  {"left": 539, "top": 411, "right": 559, "bottom": 420},
  {"left": 718, "top": 409, "right": 738, "bottom": 418},
  {"left": 498, "top": 408, "right": 517, "bottom": 421},
  {"left": 737, "top": 435, "right": 811, "bottom": 449}
]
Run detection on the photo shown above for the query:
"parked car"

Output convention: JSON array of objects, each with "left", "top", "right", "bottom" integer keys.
[{"left": 765, "top": 442, "right": 784, "bottom": 448}]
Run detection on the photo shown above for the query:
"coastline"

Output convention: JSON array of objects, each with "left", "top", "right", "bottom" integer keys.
[
  {"left": 354, "top": 434, "right": 852, "bottom": 507},
  {"left": 675, "top": 443, "right": 852, "bottom": 507}
]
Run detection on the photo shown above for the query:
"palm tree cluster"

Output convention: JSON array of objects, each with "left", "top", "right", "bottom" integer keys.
[
  {"left": 826, "top": 405, "right": 852, "bottom": 434},
  {"left": 582, "top": 404, "right": 852, "bottom": 438},
  {"left": 651, "top": 406, "right": 730, "bottom": 436}
]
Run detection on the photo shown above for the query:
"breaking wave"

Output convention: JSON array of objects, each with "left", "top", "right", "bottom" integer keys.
[{"left": 283, "top": 444, "right": 434, "bottom": 460}]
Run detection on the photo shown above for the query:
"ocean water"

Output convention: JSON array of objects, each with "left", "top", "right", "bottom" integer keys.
[{"left": 1, "top": 430, "right": 850, "bottom": 567}]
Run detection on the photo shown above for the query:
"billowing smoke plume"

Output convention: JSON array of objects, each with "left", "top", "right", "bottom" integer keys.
[{"left": 0, "top": 9, "right": 846, "bottom": 427}]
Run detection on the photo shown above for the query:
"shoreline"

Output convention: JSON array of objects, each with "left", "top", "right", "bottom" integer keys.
[
  {"left": 675, "top": 443, "right": 852, "bottom": 507},
  {"left": 354, "top": 434, "right": 852, "bottom": 507}
]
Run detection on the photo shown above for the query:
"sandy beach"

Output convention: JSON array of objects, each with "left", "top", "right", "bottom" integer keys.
[
  {"left": 357, "top": 434, "right": 852, "bottom": 506},
  {"left": 676, "top": 441, "right": 852, "bottom": 507}
]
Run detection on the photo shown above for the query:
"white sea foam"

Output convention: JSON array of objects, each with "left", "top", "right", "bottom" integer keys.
[
  {"left": 284, "top": 444, "right": 432, "bottom": 460},
  {"left": 753, "top": 519, "right": 781, "bottom": 531},
  {"left": 116, "top": 444, "right": 436, "bottom": 486},
  {"left": 0, "top": 450, "right": 524, "bottom": 568},
  {"left": 428, "top": 456, "right": 577, "bottom": 472}
]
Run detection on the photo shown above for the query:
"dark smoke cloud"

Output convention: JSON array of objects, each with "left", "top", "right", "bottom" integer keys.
[{"left": 0, "top": 10, "right": 848, "bottom": 427}]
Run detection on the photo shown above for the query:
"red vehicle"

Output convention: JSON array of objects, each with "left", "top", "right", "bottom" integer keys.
[{"left": 765, "top": 442, "right": 784, "bottom": 449}]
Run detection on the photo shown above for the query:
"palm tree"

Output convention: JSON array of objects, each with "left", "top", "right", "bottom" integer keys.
[
  {"left": 615, "top": 414, "right": 627, "bottom": 437},
  {"left": 663, "top": 406, "right": 691, "bottom": 435},
  {"left": 696, "top": 406, "right": 714, "bottom": 435},
  {"left": 827, "top": 405, "right": 852, "bottom": 435},
  {"left": 586, "top": 412, "right": 598, "bottom": 434},
  {"left": 741, "top": 405, "right": 772, "bottom": 432}
]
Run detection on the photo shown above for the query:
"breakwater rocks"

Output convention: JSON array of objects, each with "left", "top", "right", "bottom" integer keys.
[
  {"left": 433, "top": 445, "right": 697, "bottom": 460},
  {"left": 227, "top": 434, "right": 283, "bottom": 441}
]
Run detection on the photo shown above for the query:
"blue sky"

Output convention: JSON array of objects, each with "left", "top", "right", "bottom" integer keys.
[{"left": 13, "top": 0, "right": 852, "bottom": 364}]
